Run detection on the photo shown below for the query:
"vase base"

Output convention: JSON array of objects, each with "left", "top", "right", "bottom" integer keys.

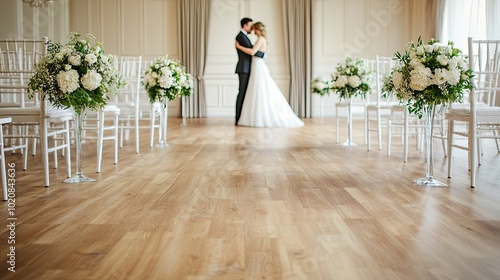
[
  {"left": 156, "top": 142, "right": 169, "bottom": 148},
  {"left": 64, "top": 174, "right": 96, "bottom": 184},
  {"left": 413, "top": 177, "right": 447, "bottom": 187},
  {"left": 340, "top": 140, "right": 357, "bottom": 147}
]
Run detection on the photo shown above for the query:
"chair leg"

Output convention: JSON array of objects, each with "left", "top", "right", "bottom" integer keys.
[
  {"left": 97, "top": 111, "right": 104, "bottom": 173},
  {"left": 135, "top": 113, "right": 140, "bottom": 154},
  {"left": 1, "top": 127, "right": 7, "bottom": 201},
  {"left": 41, "top": 120, "right": 50, "bottom": 187},
  {"left": 470, "top": 123, "right": 477, "bottom": 188},
  {"left": 119, "top": 122, "right": 124, "bottom": 149},
  {"left": 440, "top": 119, "right": 447, "bottom": 157},
  {"left": 53, "top": 137, "right": 59, "bottom": 169},
  {"left": 150, "top": 106, "right": 155, "bottom": 148},
  {"left": 387, "top": 119, "right": 392, "bottom": 157},
  {"left": 377, "top": 110, "right": 382, "bottom": 151},
  {"left": 23, "top": 137, "right": 28, "bottom": 171},
  {"left": 447, "top": 120, "right": 453, "bottom": 178},
  {"left": 114, "top": 113, "right": 119, "bottom": 165},
  {"left": 367, "top": 116, "right": 371, "bottom": 151},
  {"left": 335, "top": 107, "right": 339, "bottom": 143},
  {"left": 403, "top": 109, "right": 409, "bottom": 162}
]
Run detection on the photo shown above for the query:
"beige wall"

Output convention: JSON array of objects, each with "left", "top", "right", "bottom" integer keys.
[
  {"left": 0, "top": 0, "right": 69, "bottom": 42},
  {"left": 0, "top": 0, "right": 433, "bottom": 118}
]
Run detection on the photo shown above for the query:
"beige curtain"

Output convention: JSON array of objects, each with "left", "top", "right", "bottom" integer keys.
[
  {"left": 406, "top": 0, "right": 435, "bottom": 41},
  {"left": 179, "top": 0, "right": 210, "bottom": 118},
  {"left": 282, "top": 0, "right": 312, "bottom": 118},
  {"left": 433, "top": 0, "right": 447, "bottom": 41}
]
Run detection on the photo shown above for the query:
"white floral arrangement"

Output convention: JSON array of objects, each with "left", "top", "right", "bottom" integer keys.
[
  {"left": 382, "top": 37, "right": 473, "bottom": 117},
  {"left": 330, "top": 57, "right": 371, "bottom": 100},
  {"left": 311, "top": 77, "right": 330, "bottom": 96},
  {"left": 28, "top": 32, "right": 125, "bottom": 114},
  {"left": 143, "top": 55, "right": 194, "bottom": 104}
]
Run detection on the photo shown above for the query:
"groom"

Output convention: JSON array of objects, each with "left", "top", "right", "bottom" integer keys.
[{"left": 235, "top": 17, "right": 265, "bottom": 125}]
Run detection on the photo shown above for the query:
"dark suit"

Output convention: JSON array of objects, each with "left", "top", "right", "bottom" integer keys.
[{"left": 235, "top": 31, "right": 265, "bottom": 124}]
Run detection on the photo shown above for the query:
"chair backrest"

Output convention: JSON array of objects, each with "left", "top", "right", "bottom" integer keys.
[
  {"left": 468, "top": 38, "right": 500, "bottom": 116},
  {"left": 374, "top": 55, "right": 397, "bottom": 106},
  {"left": 112, "top": 56, "right": 142, "bottom": 115},
  {"left": 0, "top": 38, "right": 47, "bottom": 108}
]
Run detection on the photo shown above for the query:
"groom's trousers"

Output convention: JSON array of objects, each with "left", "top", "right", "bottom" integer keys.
[{"left": 235, "top": 73, "right": 250, "bottom": 125}]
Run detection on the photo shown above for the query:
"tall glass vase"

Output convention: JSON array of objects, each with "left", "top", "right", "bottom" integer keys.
[
  {"left": 413, "top": 104, "right": 447, "bottom": 186},
  {"left": 64, "top": 110, "right": 96, "bottom": 183},
  {"left": 157, "top": 103, "right": 169, "bottom": 147},
  {"left": 340, "top": 97, "right": 357, "bottom": 147}
]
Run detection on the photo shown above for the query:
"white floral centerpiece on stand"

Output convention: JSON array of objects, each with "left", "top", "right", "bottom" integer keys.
[
  {"left": 143, "top": 55, "right": 193, "bottom": 146},
  {"left": 311, "top": 77, "right": 330, "bottom": 119},
  {"left": 330, "top": 57, "right": 372, "bottom": 146},
  {"left": 382, "top": 37, "right": 473, "bottom": 186},
  {"left": 29, "top": 32, "right": 125, "bottom": 183}
]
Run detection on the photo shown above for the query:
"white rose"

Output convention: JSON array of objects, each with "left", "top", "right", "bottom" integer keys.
[
  {"left": 81, "top": 70, "right": 102, "bottom": 91},
  {"left": 416, "top": 46, "right": 425, "bottom": 56},
  {"left": 437, "top": 55, "right": 449, "bottom": 66},
  {"left": 152, "top": 72, "right": 158, "bottom": 78},
  {"left": 61, "top": 46, "right": 73, "bottom": 55},
  {"left": 334, "top": 75, "right": 348, "bottom": 88},
  {"left": 56, "top": 69, "right": 80, "bottom": 93},
  {"left": 433, "top": 69, "right": 448, "bottom": 85},
  {"left": 448, "top": 57, "right": 459, "bottom": 69},
  {"left": 446, "top": 69, "right": 460, "bottom": 85},
  {"left": 55, "top": 52, "right": 64, "bottom": 61},
  {"left": 99, "top": 54, "right": 109, "bottom": 63},
  {"left": 424, "top": 44, "right": 434, "bottom": 53},
  {"left": 345, "top": 68, "right": 351, "bottom": 74},
  {"left": 392, "top": 71, "right": 403, "bottom": 90},
  {"left": 348, "top": 75, "right": 361, "bottom": 88},
  {"left": 409, "top": 66, "right": 432, "bottom": 91},
  {"left": 68, "top": 55, "right": 81, "bottom": 66},
  {"left": 314, "top": 80, "right": 326, "bottom": 91},
  {"left": 159, "top": 76, "right": 174, "bottom": 89},
  {"left": 64, "top": 64, "right": 72, "bottom": 71},
  {"left": 160, "top": 67, "right": 172, "bottom": 76},
  {"left": 458, "top": 58, "right": 467, "bottom": 69},
  {"left": 410, "top": 58, "right": 423, "bottom": 68},
  {"left": 433, "top": 43, "right": 443, "bottom": 53},
  {"left": 85, "top": 53, "right": 98, "bottom": 65}
]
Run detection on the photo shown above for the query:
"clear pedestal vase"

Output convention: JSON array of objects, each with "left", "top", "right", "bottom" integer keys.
[
  {"left": 340, "top": 97, "right": 357, "bottom": 147},
  {"left": 182, "top": 95, "right": 187, "bottom": 127},
  {"left": 320, "top": 95, "right": 325, "bottom": 122},
  {"left": 413, "top": 104, "right": 447, "bottom": 186},
  {"left": 157, "top": 103, "right": 169, "bottom": 147},
  {"left": 64, "top": 110, "right": 96, "bottom": 183}
]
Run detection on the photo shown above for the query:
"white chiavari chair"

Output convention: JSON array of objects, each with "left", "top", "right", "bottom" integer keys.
[
  {"left": 1, "top": 117, "right": 11, "bottom": 200},
  {"left": 365, "top": 56, "right": 400, "bottom": 151},
  {"left": 0, "top": 38, "right": 72, "bottom": 187},
  {"left": 113, "top": 56, "right": 143, "bottom": 154},
  {"left": 447, "top": 38, "right": 500, "bottom": 187}
]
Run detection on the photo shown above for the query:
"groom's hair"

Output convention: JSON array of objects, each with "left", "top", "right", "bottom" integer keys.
[{"left": 240, "top": 17, "right": 252, "bottom": 28}]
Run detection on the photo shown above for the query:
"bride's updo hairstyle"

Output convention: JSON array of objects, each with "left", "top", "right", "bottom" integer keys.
[{"left": 253, "top": 22, "right": 267, "bottom": 39}]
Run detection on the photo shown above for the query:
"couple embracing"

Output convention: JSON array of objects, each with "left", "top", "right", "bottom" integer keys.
[{"left": 234, "top": 18, "right": 304, "bottom": 128}]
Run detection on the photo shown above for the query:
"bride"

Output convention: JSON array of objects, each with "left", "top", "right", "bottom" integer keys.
[{"left": 236, "top": 22, "right": 304, "bottom": 128}]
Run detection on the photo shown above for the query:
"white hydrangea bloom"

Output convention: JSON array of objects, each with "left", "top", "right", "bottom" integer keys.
[
  {"left": 348, "top": 75, "right": 361, "bottom": 88},
  {"left": 85, "top": 53, "right": 98, "bottom": 65},
  {"left": 409, "top": 66, "right": 432, "bottom": 91},
  {"left": 68, "top": 55, "right": 81, "bottom": 66},
  {"left": 81, "top": 70, "right": 103, "bottom": 91},
  {"left": 56, "top": 69, "right": 80, "bottom": 93}
]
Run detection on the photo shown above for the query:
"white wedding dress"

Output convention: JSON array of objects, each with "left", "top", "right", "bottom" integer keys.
[{"left": 237, "top": 56, "right": 304, "bottom": 128}]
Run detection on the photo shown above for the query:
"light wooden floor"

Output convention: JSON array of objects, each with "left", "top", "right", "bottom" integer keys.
[{"left": 1, "top": 117, "right": 499, "bottom": 279}]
